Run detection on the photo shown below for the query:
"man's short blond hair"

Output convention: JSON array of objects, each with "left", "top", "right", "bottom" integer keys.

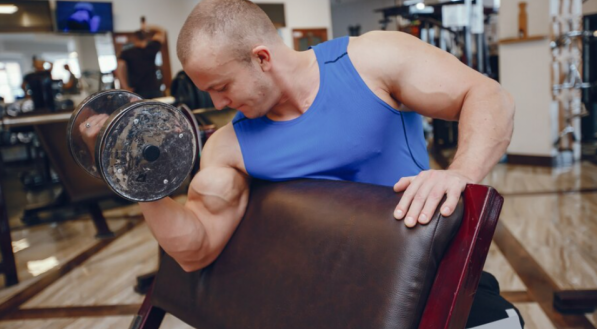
[{"left": 177, "top": 0, "right": 281, "bottom": 65}]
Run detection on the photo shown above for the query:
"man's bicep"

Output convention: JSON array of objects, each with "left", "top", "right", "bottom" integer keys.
[
  {"left": 185, "top": 123, "right": 249, "bottom": 262},
  {"left": 185, "top": 166, "right": 249, "bottom": 265}
]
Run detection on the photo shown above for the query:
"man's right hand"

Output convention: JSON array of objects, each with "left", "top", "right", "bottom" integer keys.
[{"left": 79, "top": 113, "right": 110, "bottom": 159}]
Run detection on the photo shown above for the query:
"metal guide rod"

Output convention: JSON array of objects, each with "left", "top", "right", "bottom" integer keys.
[{"left": 464, "top": 0, "right": 473, "bottom": 67}]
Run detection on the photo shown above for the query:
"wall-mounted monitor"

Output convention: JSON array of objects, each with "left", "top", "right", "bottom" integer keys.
[
  {"left": 55, "top": 1, "right": 114, "bottom": 34},
  {"left": 0, "top": 0, "right": 53, "bottom": 33}
]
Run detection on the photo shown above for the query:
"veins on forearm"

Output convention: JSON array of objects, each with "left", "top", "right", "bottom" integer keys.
[{"left": 448, "top": 87, "right": 513, "bottom": 182}]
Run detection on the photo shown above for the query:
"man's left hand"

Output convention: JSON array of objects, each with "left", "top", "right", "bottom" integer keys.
[{"left": 393, "top": 169, "right": 474, "bottom": 227}]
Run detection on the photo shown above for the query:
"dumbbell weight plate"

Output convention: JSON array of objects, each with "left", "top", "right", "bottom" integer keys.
[
  {"left": 96, "top": 101, "right": 197, "bottom": 202},
  {"left": 67, "top": 90, "right": 143, "bottom": 178}
]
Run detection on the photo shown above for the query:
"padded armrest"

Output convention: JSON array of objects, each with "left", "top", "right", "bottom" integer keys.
[{"left": 152, "top": 179, "right": 464, "bottom": 329}]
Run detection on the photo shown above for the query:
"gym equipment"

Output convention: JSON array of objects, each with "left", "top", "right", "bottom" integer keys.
[
  {"left": 67, "top": 90, "right": 199, "bottom": 202},
  {"left": 171, "top": 70, "right": 214, "bottom": 110},
  {"left": 551, "top": 28, "right": 597, "bottom": 150},
  {"left": 131, "top": 180, "right": 504, "bottom": 329}
]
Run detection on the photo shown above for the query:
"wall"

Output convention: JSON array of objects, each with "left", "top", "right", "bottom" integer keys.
[
  {"left": 255, "top": 0, "right": 333, "bottom": 47},
  {"left": 500, "top": 39, "right": 555, "bottom": 156},
  {"left": 18, "top": 0, "right": 191, "bottom": 77},
  {"left": 107, "top": 0, "right": 188, "bottom": 76},
  {"left": 584, "top": 0, "right": 597, "bottom": 15},
  {"left": 331, "top": 0, "right": 395, "bottom": 37},
  {"left": 498, "top": 0, "right": 550, "bottom": 39},
  {"left": 110, "top": 0, "right": 333, "bottom": 74},
  {"left": 8, "top": 0, "right": 333, "bottom": 80},
  {"left": 76, "top": 36, "right": 101, "bottom": 72},
  {"left": 182, "top": 0, "right": 333, "bottom": 49},
  {"left": 42, "top": 0, "right": 187, "bottom": 77},
  {"left": 0, "top": 34, "right": 76, "bottom": 75},
  {"left": 498, "top": 0, "right": 556, "bottom": 157}
]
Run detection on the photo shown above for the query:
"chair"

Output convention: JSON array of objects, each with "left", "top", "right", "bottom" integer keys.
[
  {"left": 31, "top": 120, "right": 116, "bottom": 238},
  {"left": 131, "top": 179, "right": 503, "bottom": 329}
]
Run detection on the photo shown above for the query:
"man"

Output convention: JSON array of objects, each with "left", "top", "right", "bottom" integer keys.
[
  {"left": 116, "top": 21, "right": 165, "bottom": 99},
  {"left": 22, "top": 56, "right": 53, "bottom": 110},
  {"left": 141, "top": 0, "right": 520, "bottom": 327}
]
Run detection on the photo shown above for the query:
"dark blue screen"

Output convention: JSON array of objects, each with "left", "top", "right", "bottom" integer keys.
[{"left": 56, "top": 1, "right": 113, "bottom": 33}]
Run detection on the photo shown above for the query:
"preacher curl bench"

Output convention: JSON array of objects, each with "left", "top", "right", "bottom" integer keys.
[{"left": 130, "top": 178, "right": 503, "bottom": 329}]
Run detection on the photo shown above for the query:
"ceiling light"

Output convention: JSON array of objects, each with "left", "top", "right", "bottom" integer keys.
[
  {"left": 0, "top": 5, "right": 18, "bottom": 14},
  {"left": 416, "top": 3, "right": 426, "bottom": 10}
]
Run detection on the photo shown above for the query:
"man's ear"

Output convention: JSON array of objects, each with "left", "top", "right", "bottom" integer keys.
[{"left": 252, "top": 46, "right": 272, "bottom": 72}]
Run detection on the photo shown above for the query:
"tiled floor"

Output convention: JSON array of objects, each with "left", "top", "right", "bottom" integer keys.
[{"left": 1, "top": 160, "right": 596, "bottom": 328}]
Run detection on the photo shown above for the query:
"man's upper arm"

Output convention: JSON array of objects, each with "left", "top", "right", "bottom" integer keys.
[
  {"left": 117, "top": 59, "right": 127, "bottom": 70},
  {"left": 183, "top": 124, "right": 250, "bottom": 266},
  {"left": 118, "top": 48, "right": 129, "bottom": 62},
  {"left": 115, "top": 60, "right": 129, "bottom": 84},
  {"left": 352, "top": 31, "right": 495, "bottom": 121}
]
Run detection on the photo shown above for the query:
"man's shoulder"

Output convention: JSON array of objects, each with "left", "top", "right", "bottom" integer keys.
[
  {"left": 348, "top": 31, "right": 412, "bottom": 78},
  {"left": 119, "top": 47, "right": 135, "bottom": 60},
  {"left": 348, "top": 31, "right": 408, "bottom": 54},
  {"left": 23, "top": 71, "right": 50, "bottom": 81},
  {"left": 145, "top": 40, "right": 162, "bottom": 53},
  {"left": 202, "top": 123, "right": 246, "bottom": 174}
]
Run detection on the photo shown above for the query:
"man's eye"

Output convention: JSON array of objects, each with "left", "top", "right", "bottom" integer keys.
[{"left": 216, "top": 86, "right": 227, "bottom": 92}]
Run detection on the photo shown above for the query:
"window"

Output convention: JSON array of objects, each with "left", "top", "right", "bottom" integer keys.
[
  {"left": 51, "top": 58, "right": 81, "bottom": 83},
  {"left": 0, "top": 62, "right": 23, "bottom": 103}
]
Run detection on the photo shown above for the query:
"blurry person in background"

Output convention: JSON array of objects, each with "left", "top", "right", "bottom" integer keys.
[
  {"left": 21, "top": 56, "right": 53, "bottom": 109},
  {"left": 115, "top": 17, "right": 166, "bottom": 99}
]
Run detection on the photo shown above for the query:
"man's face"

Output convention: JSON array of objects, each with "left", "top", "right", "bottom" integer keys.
[
  {"left": 130, "top": 35, "right": 146, "bottom": 47},
  {"left": 185, "top": 43, "right": 278, "bottom": 119},
  {"left": 33, "top": 60, "right": 45, "bottom": 71}
]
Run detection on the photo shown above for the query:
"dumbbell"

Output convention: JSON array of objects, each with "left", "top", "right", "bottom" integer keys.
[{"left": 67, "top": 90, "right": 200, "bottom": 202}]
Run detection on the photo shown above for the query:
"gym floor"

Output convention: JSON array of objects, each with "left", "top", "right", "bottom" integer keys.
[{"left": 0, "top": 153, "right": 596, "bottom": 328}]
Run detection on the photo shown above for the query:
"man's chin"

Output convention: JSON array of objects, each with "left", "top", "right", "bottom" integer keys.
[{"left": 238, "top": 107, "right": 265, "bottom": 119}]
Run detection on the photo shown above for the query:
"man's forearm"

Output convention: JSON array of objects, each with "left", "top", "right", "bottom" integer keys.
[
  {"left": 146, "top": 24, "right": 166, "bottom": 43},
  {"left": 448, "top": 82, "right": 515, "bottom": 182},
  {"left": 140, "top": 198, "right": 208, "bottom": 270}
]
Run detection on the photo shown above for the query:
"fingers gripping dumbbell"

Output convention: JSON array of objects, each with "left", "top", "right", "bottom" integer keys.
[{"left": 67, "top": 90, "right": 200, "bottom": 202}]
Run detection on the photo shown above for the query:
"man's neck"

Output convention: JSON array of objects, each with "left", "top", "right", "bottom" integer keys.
[{"left": 267, "top": 48, "right": 319, "bottom": 121}]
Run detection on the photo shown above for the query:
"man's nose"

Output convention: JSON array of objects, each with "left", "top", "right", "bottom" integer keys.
[{"left": 211, "top": 94, "right": 230, "bottom": 110}]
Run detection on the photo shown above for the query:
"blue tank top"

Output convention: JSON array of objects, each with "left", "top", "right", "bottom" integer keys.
[{"left": 232, "top": 36, "right": 429, "bottom": 187}]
